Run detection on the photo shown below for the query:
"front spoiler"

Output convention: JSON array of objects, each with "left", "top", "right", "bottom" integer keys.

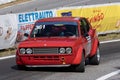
[{"left": 26, "top": 65, "right": 70, "bottom": 67}]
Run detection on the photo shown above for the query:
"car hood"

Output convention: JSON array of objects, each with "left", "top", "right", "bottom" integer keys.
[{"left": 19, "top": 37, "right": 80, "bottom": 48}]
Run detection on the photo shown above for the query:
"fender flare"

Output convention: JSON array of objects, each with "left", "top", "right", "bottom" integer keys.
[
  {"left": 72, "top": 46, "right": 84, "bottom": 65},
  {"left": 90, "top": 38, "right": 99, "bottom": 57}
]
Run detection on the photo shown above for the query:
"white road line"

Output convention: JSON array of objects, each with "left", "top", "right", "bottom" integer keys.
[
  {"left": 96, "top": 70, "right": 120, "bottom": 80},
  {"left": 100, "top": 39, "right": 120, "bottom": 44},
  {"left": 0, "top": 55, "right": 15, "bottom": 60}
]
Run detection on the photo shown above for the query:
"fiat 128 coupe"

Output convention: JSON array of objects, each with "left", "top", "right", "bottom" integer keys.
[{"left": 16, "top": 17, "right": 100, "bottom": 72}]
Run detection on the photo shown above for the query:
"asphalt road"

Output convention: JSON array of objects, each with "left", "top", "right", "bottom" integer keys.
[
  {"left": 0, "top": 0, "right": 120, "bottom": 80},
  {"left": 0, "top": 0, "right": 120, "bottom": 15},
  {"left": 0, "top": 41, "right": 120, "bottom": 80}
]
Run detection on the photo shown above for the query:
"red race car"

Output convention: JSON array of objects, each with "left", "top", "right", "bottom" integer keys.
[{"left": 16, "top": 17, "right": 100, "bottom": 72}]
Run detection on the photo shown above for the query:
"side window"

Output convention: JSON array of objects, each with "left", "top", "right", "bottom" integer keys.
[
  {"left": 82, "top": 18, "right": 90, "bottom": 32},
  {"left": 80, "top": 18, "right": 90, "bottom": 35}
]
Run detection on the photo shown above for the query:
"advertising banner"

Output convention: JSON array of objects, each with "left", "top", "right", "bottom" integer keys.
[
  {"left": 56, "top": 4, "right": 120, "bottom": 34},
  {"left": 0, "top": 14, "right": 18, "bottom": 50},
  {"left": 17, "top": 10, "right": 56, "bottom": 42}
]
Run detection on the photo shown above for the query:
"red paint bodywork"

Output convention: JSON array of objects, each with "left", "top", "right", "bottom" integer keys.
[{"left": 16, "top": 17, "right": 99, "bottom": 66}]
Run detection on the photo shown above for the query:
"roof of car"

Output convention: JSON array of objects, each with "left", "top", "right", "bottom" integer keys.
[{"left": 36, "top": 17, "right": 83, "bottom": 22}]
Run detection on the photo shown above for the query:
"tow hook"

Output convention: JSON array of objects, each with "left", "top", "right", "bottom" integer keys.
[{"left": 61, "top": 57, "right": 66, "bottom": 64}]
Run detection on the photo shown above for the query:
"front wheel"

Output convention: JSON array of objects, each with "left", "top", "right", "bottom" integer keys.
[
  {"left": 89, "top": 47, "right": 100, "bottom": 65},
  {"left": 17, "top": 65, "right": 26, "bottom": 70},
  {"left": 70, "top": 53, "right": 85, "bottom": 72}
]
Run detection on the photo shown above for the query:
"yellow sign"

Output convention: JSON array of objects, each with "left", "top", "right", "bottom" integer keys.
[{"left": 56, "top": 5, "right": 120, "bottom": 34}]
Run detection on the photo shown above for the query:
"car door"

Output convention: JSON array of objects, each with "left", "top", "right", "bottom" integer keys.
[{"left": 80, "top": 18, "right": 92, "bottom": 56}]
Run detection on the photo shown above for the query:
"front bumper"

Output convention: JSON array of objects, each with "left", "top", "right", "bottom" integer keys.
[
  {"left": 16, "top": 46, "right": 83, "bottom": 66},
  {"left": 16, "top": 54, "right": 75, "bottom": 66}
]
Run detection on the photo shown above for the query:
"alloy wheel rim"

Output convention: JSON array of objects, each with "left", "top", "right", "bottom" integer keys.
[{"left": 97, "top": 48, "right": 100, "bottom": 61}]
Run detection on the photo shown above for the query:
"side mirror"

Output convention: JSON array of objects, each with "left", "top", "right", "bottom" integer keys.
[
  {"left": 24, "top": 33, "right": 29, "bottom": 37},
  {"left": 84, "top": 33, "right": 91, "bottom": 41}
]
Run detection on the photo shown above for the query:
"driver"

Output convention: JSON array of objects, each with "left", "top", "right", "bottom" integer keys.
[{"left": 51, "top": 26, "right": 66, "bottom": 36}]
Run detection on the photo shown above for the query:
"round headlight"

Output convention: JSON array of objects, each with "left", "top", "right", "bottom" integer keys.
[
  {"left": 20, "top": 48, "right": 26, "bottom": 54},
  {"left": 66, "top": 48, "right": 72, "bottom": 54},
  {"left": 26, "top": 48, "right": 32, "bottom": 54},
  {"left": 59, "top": 48, "right": 65, "bottom": 54}
]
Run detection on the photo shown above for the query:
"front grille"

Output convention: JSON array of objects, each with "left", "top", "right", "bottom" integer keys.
[
  {"left": 33, "top": 56, "right": 59, "bottom": 60},
  {"left": 33, "top": 48, "right": 59, "bottom": 54}
]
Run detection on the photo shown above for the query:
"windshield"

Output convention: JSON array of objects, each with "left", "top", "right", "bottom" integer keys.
[{"left": 30, "top": 21, "right": 78, "bottom": 38}]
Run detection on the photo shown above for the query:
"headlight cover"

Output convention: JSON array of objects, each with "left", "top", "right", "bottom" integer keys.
[
  {"left": 59, "top": 48, "right": 66, "bottom": 54},
  {"left": 59, "top": 47, "right": 72, "bottom": 54},
  {"left": 66, "top": 47, "right": 72, "bottom": 54},
  {"left": 20, "top": 48, "right": 26, "bottom": 54},
  {"left": 26, "top": 48, "right": 32, "bottom": 54}
]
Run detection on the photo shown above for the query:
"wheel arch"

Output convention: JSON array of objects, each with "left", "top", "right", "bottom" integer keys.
[
  {"left": 90, "top": 38, "right": 99, "bottom": 57},
  {"left": 72, "top": 46, "right": 85, "bottom": 65}
]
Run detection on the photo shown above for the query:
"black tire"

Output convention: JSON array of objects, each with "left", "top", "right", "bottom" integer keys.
[
  {"left": 89, "top": 47, "right": 100, "bottom": 65},
  {"left": 70, "top": 53, "right": 85, "bottom": 72},
  {"left": 17, "top": 65, "right": 26, "bottom": 70}
]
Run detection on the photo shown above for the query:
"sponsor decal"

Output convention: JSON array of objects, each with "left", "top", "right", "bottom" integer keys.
[
  {"left": 18, "top": 11, "right": 54, "bottom": 23},
  {"left": 61, "top": 11, "right": 72, "bottom": 17}
]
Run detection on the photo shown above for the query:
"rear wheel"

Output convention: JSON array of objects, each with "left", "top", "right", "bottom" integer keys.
[
  {"left": 89, "top": 47, "right": 100, "bottom": 65},
  {"left": 70, "top": 53, "right": 85, "bottom": 72}
]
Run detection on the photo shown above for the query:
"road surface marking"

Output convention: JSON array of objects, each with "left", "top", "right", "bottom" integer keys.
[
  {"left": 0, "top": 55, "right": 15, "bottom": 60},
  {"left": 100, "top": 39, "right": 120, "bottom": 44},
  {"left": 96, "top": 70, "right": 120, "bottom": 80}
]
